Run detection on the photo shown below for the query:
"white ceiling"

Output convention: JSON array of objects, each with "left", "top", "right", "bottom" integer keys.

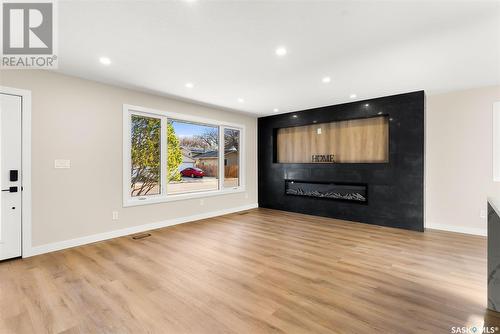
[{"left": 57, "top": 1, "right": 500, "bottom": 116}]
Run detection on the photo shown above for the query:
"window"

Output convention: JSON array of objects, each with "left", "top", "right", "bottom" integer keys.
[
  {"left": 167, "top": 120, "right": 219, "bottom": 195},
  {"left": 130, "top": 114, "right": 162, "bottom": 197},
  {"left": 123, "top": 105, "right": 244, "bottom": 206},
  {"left": 224, "top": 128, "right": 240, "bottom": 188}
]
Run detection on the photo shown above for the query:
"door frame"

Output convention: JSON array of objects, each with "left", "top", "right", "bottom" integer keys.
[{"left": 0, "top": 86, "right": 32, "bottom": 258}]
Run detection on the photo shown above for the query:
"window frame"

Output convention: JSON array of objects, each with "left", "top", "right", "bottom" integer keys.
[{"left": 123, "top": 104, "right": 245, "bottom": 207}]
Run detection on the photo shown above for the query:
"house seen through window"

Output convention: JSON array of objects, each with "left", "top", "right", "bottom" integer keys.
[{"left": 167, "top": 120, "right": 219, "bottom": 195}]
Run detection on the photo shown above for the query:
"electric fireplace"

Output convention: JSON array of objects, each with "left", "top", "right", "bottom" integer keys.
[{"left": 285, "top": 180, "right": 367, "bottom": 203}]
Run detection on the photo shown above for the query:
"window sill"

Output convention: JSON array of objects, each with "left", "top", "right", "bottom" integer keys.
[{"left": 123, "top": 187, "right": 246, "bottom": 207}]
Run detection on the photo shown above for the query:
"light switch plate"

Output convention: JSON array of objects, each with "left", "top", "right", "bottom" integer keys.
[{"left": 54, "top": 159, "right": 71, "bottom": 169}]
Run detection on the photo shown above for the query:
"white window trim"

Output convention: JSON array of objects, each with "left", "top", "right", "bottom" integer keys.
[{"left": 123, "top": 104, "right": 245, "bottom": 207}]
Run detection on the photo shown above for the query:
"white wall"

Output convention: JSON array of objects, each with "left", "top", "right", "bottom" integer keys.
[
  {"left": 426, "top": 85, "right": 500, "bottom": 235},
  {"left": 0, "top": 70, "right": 258, "bottom": 253}
]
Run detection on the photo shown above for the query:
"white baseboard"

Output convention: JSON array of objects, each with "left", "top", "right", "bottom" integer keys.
[
  {"left": 24, "top": 203, "right": 258, "bottom": 258},
  {"left": 425, "top": 222, "right": 487, "bottom": 236}
]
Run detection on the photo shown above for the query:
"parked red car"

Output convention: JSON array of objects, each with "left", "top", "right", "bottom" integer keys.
[{"left": 180, "top": 167, "right": 204, "bottom": 178}]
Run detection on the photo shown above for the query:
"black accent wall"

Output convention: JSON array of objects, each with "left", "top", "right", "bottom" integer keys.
[{"left": 258, "top": 91, "right": 425, "bottom": 231}]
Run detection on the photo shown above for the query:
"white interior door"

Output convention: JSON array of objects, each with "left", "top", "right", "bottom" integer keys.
[{"left": 0, "top": 93, "right": 22, "bottom": 260}]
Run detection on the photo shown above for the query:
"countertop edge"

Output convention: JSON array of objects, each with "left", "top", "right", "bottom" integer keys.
[{"left": 488, "top": 197, "right": 500, "bottom": 217}]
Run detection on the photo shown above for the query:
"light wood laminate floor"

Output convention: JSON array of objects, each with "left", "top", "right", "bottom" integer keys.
[{"left": 0, "top": 208, "right": 496, "bottom": 333}]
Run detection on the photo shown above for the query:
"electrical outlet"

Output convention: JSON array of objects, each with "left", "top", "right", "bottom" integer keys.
[
  {"left": 112, "top": 211, "right": 119, "bottom": 221},
  {"left": 200, "top": 199, "right": 204, "bottom": 206},
  {"left": 480, "top": 210, "right": 487, "bottom": 219}
]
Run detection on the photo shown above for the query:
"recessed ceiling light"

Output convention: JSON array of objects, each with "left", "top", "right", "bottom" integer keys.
[
  {"left": 292, "top": 114, "right": 298, "bottom": 118},
  {"left": 99, "top": 57, "right": 111, "bottom": 65},
  {"left": 273, "top": 108, "right": 279, "bottom": 112},
  {"left": 364, "top": 103, "right": 370, "bottom": 107},
  {"left": 349, "top": 93, "right": 357, "bottom": 99},
  {"left": 275, "top": 47, "right": 287, "bottom": 57},
  {"left": 185, "top": 82, "right": 194, "bottom": 88},
  {"left": 237, "top": 98, "right": 244, "bottom": 103},
  {"left": 322, "top": 76, "right": 331, "bottom": 83}
]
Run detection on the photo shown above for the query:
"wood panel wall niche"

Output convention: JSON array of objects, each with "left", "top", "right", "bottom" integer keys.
[{"left": 276, "top": 116, "right": 389, "bottom": 163}]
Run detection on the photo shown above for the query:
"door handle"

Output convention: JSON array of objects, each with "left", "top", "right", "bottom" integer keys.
[{"left": 1, "top": 186, "right": 18, "bottom": 193}]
